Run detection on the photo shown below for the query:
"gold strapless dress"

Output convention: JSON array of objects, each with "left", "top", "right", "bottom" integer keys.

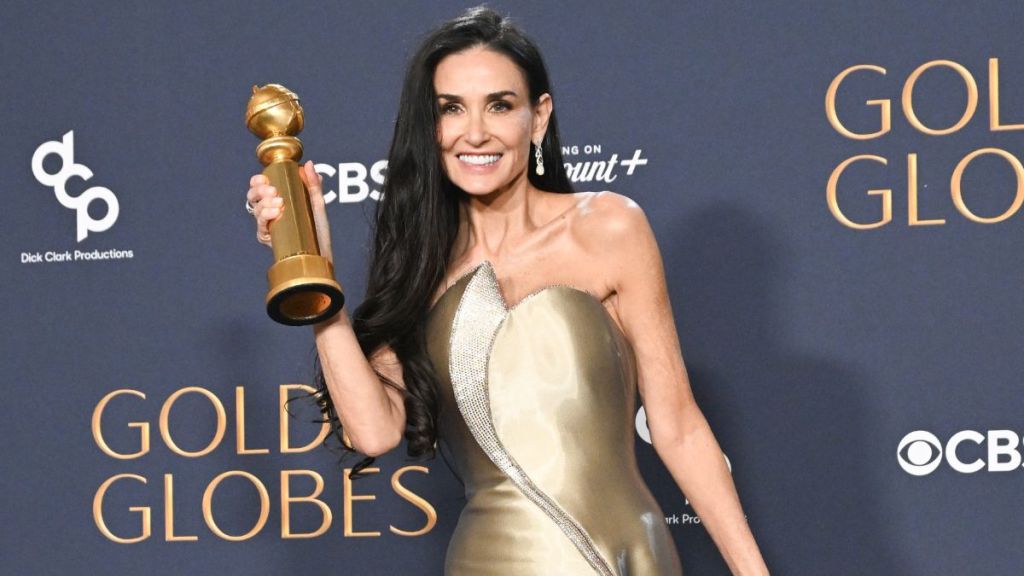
[{"left": 425, "top": 261, "right": 683, "bottom": 576}]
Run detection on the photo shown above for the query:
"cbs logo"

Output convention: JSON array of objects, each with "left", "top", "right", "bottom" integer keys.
[
  {"left": 315, "top": 161, "right": 387, "bottom": 203},
  {"left": 896, "top": 431, "right": 944, "bottom": 476},
  {"left": 31, "top": 131, "right": 119, "bottom": 242},
  {"left": 898, "top": 429, "right": 1024, "bottom": 476}
]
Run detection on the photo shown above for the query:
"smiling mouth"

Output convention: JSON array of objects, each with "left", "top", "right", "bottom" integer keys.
[{"left": 458, "top": 153, "right": 502, "bottom": 166}]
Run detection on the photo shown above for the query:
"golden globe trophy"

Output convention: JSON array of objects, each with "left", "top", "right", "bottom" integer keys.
[{"left": 246, "top": 84, "right": 344, "bottom": 326}]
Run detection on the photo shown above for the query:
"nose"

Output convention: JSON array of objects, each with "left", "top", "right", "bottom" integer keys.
[{"left": 465, "top": 109, "right": 489, "bottom": 147}]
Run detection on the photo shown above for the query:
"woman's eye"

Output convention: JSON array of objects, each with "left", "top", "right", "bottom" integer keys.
[
  {"left": 490, "top": 101, "right": 511, "bottom": 112},
  {"left": 440, "top": 103, "right": 461, "bottom": 115}
]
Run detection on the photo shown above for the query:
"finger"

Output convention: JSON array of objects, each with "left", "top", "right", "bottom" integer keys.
[
  {"left": 246, "top": 186, "right": 262, "bottom": 206},
  {"left": 305, "top": 165, "right": 332, "bottom": 261},
  {"left": 302, "top": 162, "right": 328, "bottom": 211},
  {"left": 252, "top": 184, "right": 278, "bottom": 205},
  {"left": 255, "top": 211, "right": 273, "bottom": 245},
  {"left": 302, "top": 160, "right": 319, "bottom": 183},
  {"left": 308, "top": 160, "right": 321, "bottom": 184},
  {"left": 259, "top": 202, "right": 283, "bottom": 223},
  {"left": 300, "top": 161, "right": 323, "bottom": 191},
  {"left": 249, "top": 173, "right": 269, "bottom": 187}
]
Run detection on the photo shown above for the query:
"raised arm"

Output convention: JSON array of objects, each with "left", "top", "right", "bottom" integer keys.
[
  {"left": 247, "top": 161, "right": 406, "bottom": 456},
  {"left": 583, "top": 192, "right": 769, "bottom": 575}
]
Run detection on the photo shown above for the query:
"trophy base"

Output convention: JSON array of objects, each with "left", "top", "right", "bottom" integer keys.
[{"left": 266, "top": 254, "right": 345, "bottom": 326}]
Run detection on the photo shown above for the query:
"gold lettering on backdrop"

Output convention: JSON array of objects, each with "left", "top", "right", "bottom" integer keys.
[
  {"left": 825, "top": 64, "right": 891, "bottom": 140},
  {"left": 907, "top": 154, "right": 945, "bottom": 226},
  {"left": 826, "top": 155, "right": 892, "bottom": 229},
  {"left": 92, "top": 389, "right": 149, "bottom": 459},
  {"left": 91, "top": 385, "right": 438, "bottom": 541},
  {"left": 826, "top": 57, "right": 1024, "bottom": 228},
  {"left": 202, "top": 470, "right": 271, "bottom": 541},
  {"left": 159, "top": 386, "right": 227, "bottom": 457},
  {"left": 93, "top": 473, "right": 151, "bottom": 543},
  {"left": 389, "top": 466, "right": 437, "bottom": 537},
  {"left": 280, "top": 470, "right": 332, "bottom": 538},
  {"left": 344, "top": 467, "right": 381, "bottom": 537},
  {"left": 235, "top": 386, "right": 269, "bottom": 455},
  {"left": 92, "top": 466, "right": 437, "bottom": 541},
  {"left": 163, "top": 474, "right": 198, "bottom": 541},
  {"left": 989, "top": 58, "right": 1024, "bottom": 131},
  {"left": 280, "top": 384, "right": 331, "bottom": 453},
  {"left": 902, "top": 60, "right": 978, "bottom": 135},
  {"left": 951, "top": 148, "right": 1024, "bottom": 223}
]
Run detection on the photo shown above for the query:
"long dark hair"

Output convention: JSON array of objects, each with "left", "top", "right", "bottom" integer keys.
[{"left": 311, "top": 5, "right": 574, "bottom": 474}]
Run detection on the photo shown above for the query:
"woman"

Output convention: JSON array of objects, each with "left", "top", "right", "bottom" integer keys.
[{"left": 247, "top": 6, "right": 768, "bottom": 575}]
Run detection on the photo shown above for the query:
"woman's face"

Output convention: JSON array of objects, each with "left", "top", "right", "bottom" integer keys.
[{"left": 434, "top": 46, "right": 551, "bottom": 197}]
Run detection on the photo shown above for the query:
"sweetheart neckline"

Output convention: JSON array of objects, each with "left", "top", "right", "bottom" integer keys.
[
  {"left": 428, "top": 260, "right": 601, "bottom": 312},
  {"left": 427, "top": 260, "right": 631, "bottom": 347}
]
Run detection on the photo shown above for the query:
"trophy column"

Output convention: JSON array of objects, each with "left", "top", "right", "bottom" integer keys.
[{"left": 246, "top": 84, "right": 344, "bottom": 325}]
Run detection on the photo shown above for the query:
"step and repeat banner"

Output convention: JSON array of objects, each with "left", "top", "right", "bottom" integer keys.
[{"left": 3, "top": 1, "right": 1022, "bottom": 574}]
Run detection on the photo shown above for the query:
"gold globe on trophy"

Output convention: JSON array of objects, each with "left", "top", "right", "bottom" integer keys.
[{"left": 246, "top": 84, "right": 344, "bottom": 325}]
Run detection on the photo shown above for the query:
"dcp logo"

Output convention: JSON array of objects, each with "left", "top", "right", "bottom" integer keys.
[{"left": 32, "top": 131, "right": 119, "bottom": 242}]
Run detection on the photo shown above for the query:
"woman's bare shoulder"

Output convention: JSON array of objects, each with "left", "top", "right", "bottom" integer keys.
[{"left": 570, "top": 190, "right": 648, "bottom": 246}]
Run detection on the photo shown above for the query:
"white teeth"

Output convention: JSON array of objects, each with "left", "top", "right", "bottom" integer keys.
[{"left": 458, "top": 154, "right": 501, "bottom": 166}]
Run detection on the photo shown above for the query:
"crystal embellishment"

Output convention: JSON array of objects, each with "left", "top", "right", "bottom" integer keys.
[{"left": 448, "top": 260, "right": 615, "bottom": 576}]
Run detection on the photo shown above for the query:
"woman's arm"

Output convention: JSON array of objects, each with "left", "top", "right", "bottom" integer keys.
[
  {"left": 248, "top": 162, "right": 406, "bottom": 457},
  {"left": 582, "top": 192, "right": 769, "bottom": 576},
  {"left": 312, "top": 312, "right": 406, "bottom": 457}
]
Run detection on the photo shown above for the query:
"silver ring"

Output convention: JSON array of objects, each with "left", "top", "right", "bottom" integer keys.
[{"left": 245, "top": 197, "right": 256, "bottom": 215}]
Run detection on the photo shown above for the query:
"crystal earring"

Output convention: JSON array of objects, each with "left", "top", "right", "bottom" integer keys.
[{"left": 534, "top": 141, "right": 545, "bottom": 176}]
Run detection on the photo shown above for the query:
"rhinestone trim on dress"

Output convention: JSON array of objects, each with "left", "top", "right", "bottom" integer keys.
[{"left": 448, "top": 261, "right": 616, "bottom": 576}]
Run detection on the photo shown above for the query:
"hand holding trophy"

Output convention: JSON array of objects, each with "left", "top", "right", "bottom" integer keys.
[{"left": 245, "top": 84, "right": 344, "bottom": 325}]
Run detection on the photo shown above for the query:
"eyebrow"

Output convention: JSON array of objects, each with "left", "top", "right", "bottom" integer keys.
[{"left": 437, "top": 90, "right": 518, "bottom": 101}]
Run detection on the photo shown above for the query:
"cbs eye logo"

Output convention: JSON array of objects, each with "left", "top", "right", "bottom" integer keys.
[
  {"left": 31, "top": 130, "right": 119, "bottom": 242},
  {"left": 897, "top": 430, "right": 943, "bottom": 476},
  {"left": 898, "top": 429, "right": 1024, "bottom": 475}
]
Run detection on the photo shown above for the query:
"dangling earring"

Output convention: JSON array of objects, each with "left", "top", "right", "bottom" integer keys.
[{"left": 534, "top": 141, "right": 545, "bottom": 176}]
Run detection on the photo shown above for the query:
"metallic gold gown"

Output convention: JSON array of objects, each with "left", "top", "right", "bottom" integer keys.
[{"left": 425, "top": 260, "right": 684, "bottom": 576}]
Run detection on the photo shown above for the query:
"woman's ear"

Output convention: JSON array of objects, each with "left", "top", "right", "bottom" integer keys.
[{"left": 532, "top": 93, "right": 553, "bottom": 143}]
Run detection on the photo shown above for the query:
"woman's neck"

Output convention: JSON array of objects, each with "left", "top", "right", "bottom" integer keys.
[{"left": 457, "top": 180, "right": 545, "bottom": 261}]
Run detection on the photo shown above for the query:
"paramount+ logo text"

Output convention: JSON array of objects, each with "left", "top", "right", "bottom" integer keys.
[{"left": 897, "top": 429, "right": 1024, "bottom": 476}]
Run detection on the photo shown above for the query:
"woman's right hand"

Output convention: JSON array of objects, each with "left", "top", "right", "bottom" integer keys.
[
  {"left": 246, "top": 160, "right": 334, "bottom": 263},
  {"left": 247, "top": 163, "right": 403, "bottom": 456}
]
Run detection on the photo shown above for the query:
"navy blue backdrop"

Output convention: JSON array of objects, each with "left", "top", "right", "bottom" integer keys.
[{"left": 3, "top": 1, "right": 1023, "bottom": 574}]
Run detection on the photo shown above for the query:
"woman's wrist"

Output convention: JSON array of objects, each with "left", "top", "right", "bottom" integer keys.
[{"left": 312, "top": 305, "right": 350, "bottom": 337}]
